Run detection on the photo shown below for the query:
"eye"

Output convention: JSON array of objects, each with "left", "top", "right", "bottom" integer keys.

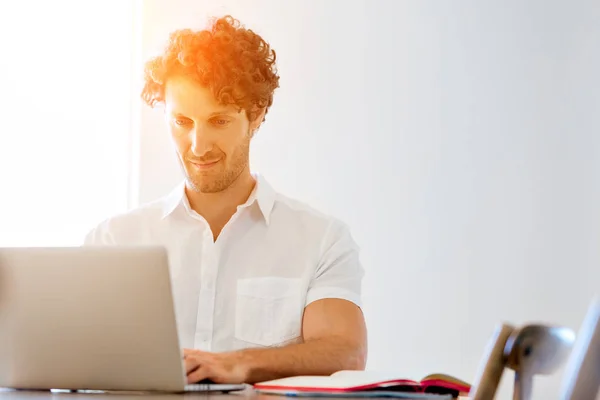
[
  {"left": 174, "top": 118, "right": 192, "bottom": 126},
  {"left": 211, "top": 118, "right": 231, "bottom": 127}
]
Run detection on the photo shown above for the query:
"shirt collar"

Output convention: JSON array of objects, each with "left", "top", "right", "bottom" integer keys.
[{"left": 161, "top": 172, "right": 275, "bottom": 224}]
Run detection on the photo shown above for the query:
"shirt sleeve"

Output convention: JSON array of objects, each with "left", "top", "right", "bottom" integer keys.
[
  {"left": 305, "top": 219, "right": 365, "bottom": 308},
  {"left": 82, "top": 220, "right": 115, "bottom": 246}
]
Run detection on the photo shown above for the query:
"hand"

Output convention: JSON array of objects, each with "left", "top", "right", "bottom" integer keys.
[{"left": 183, "top": 348, "right": 250, "bottom": 384}]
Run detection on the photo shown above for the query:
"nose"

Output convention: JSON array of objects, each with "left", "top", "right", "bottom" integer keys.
[{"left": 190, "top": 125, "right": 214, "bottom": 157}]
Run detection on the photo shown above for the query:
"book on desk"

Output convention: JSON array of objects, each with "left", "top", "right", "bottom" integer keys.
[{"left": 253, "top": 370, "right": 471, "bottom": 398}]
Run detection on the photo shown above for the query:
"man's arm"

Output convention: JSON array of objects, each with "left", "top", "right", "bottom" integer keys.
[
  {"left": 184, "top": 297, "right": 367, "bottom": 384},
  {"left": 245, "top": 297, "right": 367, "bottom": 380}
]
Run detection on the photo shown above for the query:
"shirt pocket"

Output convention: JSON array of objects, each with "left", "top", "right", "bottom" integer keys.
[{"left": 235, "top": 277, "right": 303, "bottom": 347}]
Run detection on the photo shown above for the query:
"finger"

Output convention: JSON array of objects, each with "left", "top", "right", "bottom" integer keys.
[
  {"left": 184, "top": 356, "right": 201, "bottom": 374},
  {"left": 183, "top": 348, "right": 208, "bottom": 357},
  {"left": 183, "top": 348, "right": 197, "bottom": 357},
  {"left": 187, "top": 365, "right": 212, "bottom": 384}
]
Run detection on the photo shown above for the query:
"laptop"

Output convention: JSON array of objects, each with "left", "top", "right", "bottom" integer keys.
[
  {"left": 559, "top": 296, "right": 600, "bottom": 400},
  {"left": 0, "top": 246, "right": 246, "bottom": 393}
]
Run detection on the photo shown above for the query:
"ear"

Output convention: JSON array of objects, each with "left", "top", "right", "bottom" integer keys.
[{"left": 249, "top": 107, "right": 267, "bottom": 134}]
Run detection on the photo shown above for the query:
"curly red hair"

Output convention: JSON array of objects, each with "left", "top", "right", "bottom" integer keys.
[{"left": 141, "top": 15, "right": 280, "bottom": 123}]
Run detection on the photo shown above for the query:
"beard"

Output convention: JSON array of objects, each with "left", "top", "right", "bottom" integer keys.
[{"left": 181, "top": 133, "right": 251, "bottom": 194}]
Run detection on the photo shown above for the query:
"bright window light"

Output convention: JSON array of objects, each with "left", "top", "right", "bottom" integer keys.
[{"left": 0, "top": 1, "right": 138, "bottom": 246}]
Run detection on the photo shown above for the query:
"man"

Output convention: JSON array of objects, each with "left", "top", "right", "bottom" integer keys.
[{"left": 85, "top": 15, "right": 367, "bottom": 384}]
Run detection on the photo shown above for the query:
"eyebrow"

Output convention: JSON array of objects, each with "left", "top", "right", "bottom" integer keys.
[
  {"left": 209, "top": 110, "right": 238, "bottom": 117},
  {"left": 172, "top": 110, "right": 238, "bottom": 118}
]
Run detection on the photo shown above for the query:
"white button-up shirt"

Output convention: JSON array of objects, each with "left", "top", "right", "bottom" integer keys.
[{"left": 84, "top": 174, "right": 364, "bottom": 352}]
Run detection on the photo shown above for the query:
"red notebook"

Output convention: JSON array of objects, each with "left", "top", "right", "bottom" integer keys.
[{"left": 254, "top": 370, "right": 471, "bottom": 398}]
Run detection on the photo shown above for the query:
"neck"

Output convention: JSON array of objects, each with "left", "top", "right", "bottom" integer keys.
[{"left": 185, "top": 169, "right": 256, "bottom": 237}]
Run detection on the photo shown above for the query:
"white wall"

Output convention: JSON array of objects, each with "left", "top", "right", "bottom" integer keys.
[
  {"left": 135, "top": 1, "right": 600, "bottom": 398},
  {"left": 0, "top": 1, "right": 134, "bottom": 245}
]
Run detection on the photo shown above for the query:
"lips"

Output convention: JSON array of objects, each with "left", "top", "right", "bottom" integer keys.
[{"left": 189, "top": 159, "right": 220, "bottom": 169}]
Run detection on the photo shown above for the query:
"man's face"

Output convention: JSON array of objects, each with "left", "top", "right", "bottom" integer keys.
[{"left": 164, "top": 74, "right": 260, "bottom": 193}]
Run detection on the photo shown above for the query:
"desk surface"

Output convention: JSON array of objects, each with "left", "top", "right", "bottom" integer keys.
[
  {"left": 1, "top": 387, "right": 254, "bottom": 399},
  {"left": 0, "top": 388, "right": 470, "bottom": 399}
]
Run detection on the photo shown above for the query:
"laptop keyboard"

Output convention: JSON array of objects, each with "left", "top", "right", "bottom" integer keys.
[{"left": 184, "top": 383, "right": 246, "bottom": 392}]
